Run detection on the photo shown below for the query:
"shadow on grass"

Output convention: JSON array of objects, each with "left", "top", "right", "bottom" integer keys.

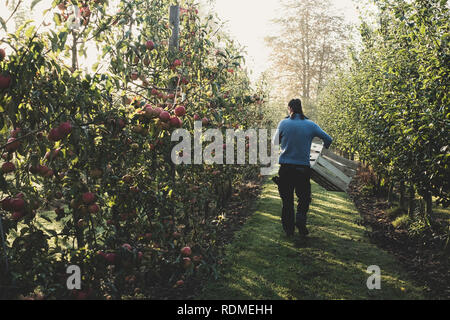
[{"left": 197, "top": 181, "right": 426, "bottom": 300}]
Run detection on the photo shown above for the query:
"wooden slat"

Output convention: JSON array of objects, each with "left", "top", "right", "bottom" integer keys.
[
  {"left": 317, "top": 156, "right": 352, "bottom": 184},
  {"left": 308, "top": 142, "right": 357, "bottom": 192},
  {"left": 322, "top": 148, "right": 358, "bottom": 170}
]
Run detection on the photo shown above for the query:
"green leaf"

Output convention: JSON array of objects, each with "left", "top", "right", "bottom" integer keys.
[
  {"left": 31, "top": 0, "right": 43, "bottom": 10},
  {"left": 25, "top": 26, "right": 36, "bottom": 39},
  {"left": 53, "top": 13, "right": 61, "bottom": 26},
  {"left": 0, "top": 17, "right": 6, "bottom": 31}
]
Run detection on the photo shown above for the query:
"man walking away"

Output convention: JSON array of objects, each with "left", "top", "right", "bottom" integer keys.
[{"left": 273, "top": 99, "right": 333, "bottom": 237}]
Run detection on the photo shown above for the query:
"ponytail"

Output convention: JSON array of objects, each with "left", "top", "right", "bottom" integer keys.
[{"left": 288, "top": 99, "right": 305, "bottom": 120}]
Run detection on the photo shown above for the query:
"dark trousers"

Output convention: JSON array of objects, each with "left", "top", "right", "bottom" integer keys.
[{"left": 277, "top": 164, "right": 312, "bottom": 234}]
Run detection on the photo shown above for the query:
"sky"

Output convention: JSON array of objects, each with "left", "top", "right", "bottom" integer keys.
[
  {"left": 0, "top": 0, "right": 361, "bottom": 82},
  {"left": 207, "top": 0, "right": 361, "bottom": 82}
]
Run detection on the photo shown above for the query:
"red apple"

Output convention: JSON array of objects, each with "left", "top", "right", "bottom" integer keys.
[
  {"left": 37, "top": 165, "right": 49, "bottom": 176},
  {"left": 0, "top": 74, "right": 11, "bottom": 89},
  {"left": 175, "top": 280, "right": 184, "bottom": 287},
  {"left": 82, "top": 192, "right": 95, "bottom": 204},
  {"left": 11, "top": 198, "right": 25, "bottom": 212},
  {"left": 144, "top": 105, "right": 155, "bottom": 118},
  {"left": 11, "top": 211, "right": 24, "bottom": 221},
  {"left": 5, "top": 138, "right": 20, "bottom": 153},
  {"left": 159, "top": 111, "right": 170, "bottom": 122},
  {"left": 88, "top": 203, "right": 100, "bottom": 214},
  {"left": 174, "top": 105, "right": 186, "bottom": 117},
  {"left": 122, "top": 243, "right": 132, "bottom": 251},
  {"left": 169, "top": 116, "right": 182, "bottom": 128},
  {"left": 48, "top": 127, "right": 63, "bottom": 142},
  {"left": 45, "top": 148, "right": 61, "bottom": 161},
  {"left": 145, "top": 40, "right": 155, "bottom": 50},
  {"left": 1, "top": 197, "right": 13, "bottom": 211},
  {"left": 105, "top": 253, "right": 116, "bottom": 264},
  {"left": 201, "top": 117, "right": 209, "bottom": 126},
  {"left": 153, "top": 107, "right": 163, "bottom": 116},
  {"left": 172, "top": 59, "right": 182, "bottom": 68},
  {"left": 180, "top": 246, "right": 191, "bottom": 256},
  {"left": 1, "top": 162, "right": 15, "bottom": 174},
  {"left": 44, "top": 169, "right": 54, "bottom": 178},
  {"left": 0, "top": 48, "right": 5, "bottom": 61},
  {"left": 58, "top": 121, "right": 72, "bottom": 136}
]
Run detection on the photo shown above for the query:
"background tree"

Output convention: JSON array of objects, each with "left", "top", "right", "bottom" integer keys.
[{"left": 265, "top": 0, "right": 350, "bottom": 116}]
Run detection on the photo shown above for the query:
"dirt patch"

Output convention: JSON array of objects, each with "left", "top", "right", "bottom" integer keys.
[{"left": 348, "top": 169, "right": 450, "bottom": 299}]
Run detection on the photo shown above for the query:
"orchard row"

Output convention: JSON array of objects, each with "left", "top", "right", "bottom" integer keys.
[
  {"left": 317, "top": 0, "right": 449, "bottom": 214},
  {"left": 0, "top": 0, "right": 268, "bottom": 299}
]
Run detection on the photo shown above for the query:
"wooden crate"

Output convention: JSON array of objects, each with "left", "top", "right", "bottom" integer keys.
[{"left": 309, "top": 143, "right": 358, "bottom": 192}]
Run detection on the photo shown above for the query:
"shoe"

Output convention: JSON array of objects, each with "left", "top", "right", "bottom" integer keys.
[{"left": 296, "top": 223, "right": 309, "bottom": 236}]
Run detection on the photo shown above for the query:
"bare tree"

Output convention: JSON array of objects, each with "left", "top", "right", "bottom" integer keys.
[{"left": 266, "top": 0, "right": 349, "bottom": 107}]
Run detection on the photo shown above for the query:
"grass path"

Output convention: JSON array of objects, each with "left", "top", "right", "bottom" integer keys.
[{"left": 197, "top": 180, "right": 426, "bottom": 300}]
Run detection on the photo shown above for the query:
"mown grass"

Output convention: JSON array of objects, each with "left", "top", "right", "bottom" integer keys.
[{"left": 197, "top": 180, "right": 426, "bottom": 300}]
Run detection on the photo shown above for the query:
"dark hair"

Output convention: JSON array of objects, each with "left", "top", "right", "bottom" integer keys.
[{"left": 288, "top": 99, "right": 305, "bottom": 120}]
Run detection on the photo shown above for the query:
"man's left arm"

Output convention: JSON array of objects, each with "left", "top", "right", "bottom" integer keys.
[{"left": 314, "top": 124, "right": 333, "bottom": 149}]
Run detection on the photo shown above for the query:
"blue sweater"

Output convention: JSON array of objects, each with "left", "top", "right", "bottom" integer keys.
[{"left": 275, "top": 115, "right": 333, "bottom": 166}]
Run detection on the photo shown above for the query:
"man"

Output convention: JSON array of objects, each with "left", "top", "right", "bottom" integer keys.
[{"left": 273, "top": 99, "right": 333, "bottom": 237}]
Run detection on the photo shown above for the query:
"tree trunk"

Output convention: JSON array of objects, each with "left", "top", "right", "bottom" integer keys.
[
  {"left": 387, "top": 183, "right": 394, "bottom": 207},
  {"left": 424, "top": 191, "right": 433, "bottom": 217},
  {"left": 376, "top": 177, "right": 382, "bottom": 197},
  {"left": 71, "top": 31, "right": 78, "bottom": 71},
  {"left": 399, "top": 181, "right": 406, "bottom": 210},
  {"left": 408, "top": 184, "right": 415, "bottom": 217}
]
